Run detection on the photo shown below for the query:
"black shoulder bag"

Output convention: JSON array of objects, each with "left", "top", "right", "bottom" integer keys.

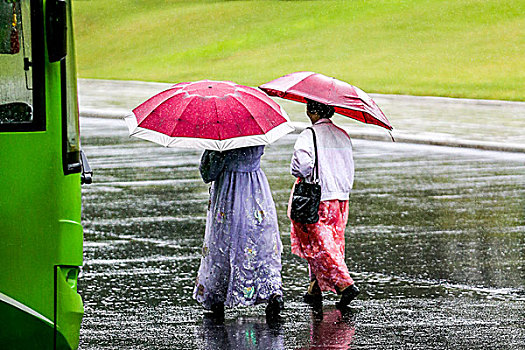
[{"left": 290, "top": 127, "right": 322, "bottom": 224}]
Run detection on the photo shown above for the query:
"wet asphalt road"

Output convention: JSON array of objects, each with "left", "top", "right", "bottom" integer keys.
[{"left": 78, "top": 116, "right": 524, "bottom": 349}]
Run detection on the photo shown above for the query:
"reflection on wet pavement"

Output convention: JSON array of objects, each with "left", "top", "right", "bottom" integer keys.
[
  {"left": 296, "top": 308, "right": 355, "bottom": 350},
  {"left": 196, "top": 308, "right": 355, "bottom": 350},
  {"left": 79, "top": 117, "right": 525, "bottom": 349},
  {"left": 199, "top": 316, "right": 284, "bottom": 350}
]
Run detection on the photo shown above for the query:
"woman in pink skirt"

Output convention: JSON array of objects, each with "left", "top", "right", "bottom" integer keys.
[{"left": 289, "top": 99, "right": 360, "bottom": 308}]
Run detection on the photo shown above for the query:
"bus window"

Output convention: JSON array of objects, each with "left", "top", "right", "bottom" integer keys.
[
  {"left": 0, "top": 0, "right": 44, "bottom": 132},
  {"left": 0, "top": 0, "right": 31, "bottom": 123},
  {"left": 0, "top": 0, "right": 20, "bottom": 55}
]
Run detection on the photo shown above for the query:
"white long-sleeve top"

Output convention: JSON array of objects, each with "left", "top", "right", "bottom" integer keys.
[{"left": 290, "top": 119, "right": 354, "bottom": 201}]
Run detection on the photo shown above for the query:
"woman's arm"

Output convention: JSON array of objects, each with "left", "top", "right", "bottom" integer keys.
[
  {"left": 290, "top": 129, "right": 315, "bottom": 179},
  {"left": 199, "top": 150, "right": 227, "bottom": 183}
]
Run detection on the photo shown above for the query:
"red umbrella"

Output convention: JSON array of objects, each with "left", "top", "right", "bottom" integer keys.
[
  {"left": 259, "top": 71, "right": 393, "bottom": 131},
  {"left": 125, "top": 80, "right": 294, "bottom": 151}
]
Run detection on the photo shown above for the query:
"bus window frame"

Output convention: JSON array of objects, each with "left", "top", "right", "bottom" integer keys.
[
  {"left": 61, "top": 0, "right": 80, "bottom": 175},
  {"left": 0, "top": 0, "right": 45, "bottom": 133},
  {"left": 61, "top": 59, "right": 80, "bottom": 174}
]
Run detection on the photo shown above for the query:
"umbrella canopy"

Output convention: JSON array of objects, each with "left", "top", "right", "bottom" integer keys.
[
  {"left": 259, "top": 71, "right": 393, "bottom": 131},
  {"left": 125, "top": 80, "right": 295, "bottom": 151}
]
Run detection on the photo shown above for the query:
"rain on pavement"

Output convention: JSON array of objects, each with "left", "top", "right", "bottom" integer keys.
[{"left": 78, "top": 114, "right": 525, "bottom": 349}]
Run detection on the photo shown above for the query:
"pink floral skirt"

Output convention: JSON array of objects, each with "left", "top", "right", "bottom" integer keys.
[{"left": 290, "top": 198, "right": 354, "bottom": 293}]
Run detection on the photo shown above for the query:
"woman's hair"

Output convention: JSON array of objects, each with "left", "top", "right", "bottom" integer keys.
[{"left": 306, "top": 99, "right": 335, "bottom": 119}]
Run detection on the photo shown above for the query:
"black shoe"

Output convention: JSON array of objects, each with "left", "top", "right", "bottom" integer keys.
[
  {"left": 211, "top": 302, "right": 224, "bottom": 314},
  {"left": 303, "top": 292, "right": 323, "bottom": 306},
  {"left": 338, "top": 306, "right": 356, "bottom": 323},
  {"left": 205, "top": 302, "right": 225, "bottom": 322},
  {"left": 336, "top": 284, "right": 360, "bottom": 309},
  {"left": 266, "top": 294, "right": 284, "bottom": 319}
]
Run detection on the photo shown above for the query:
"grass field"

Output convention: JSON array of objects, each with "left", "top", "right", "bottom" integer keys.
[{"left": 72, "top": 0, "right": 524, "bottom": 101}]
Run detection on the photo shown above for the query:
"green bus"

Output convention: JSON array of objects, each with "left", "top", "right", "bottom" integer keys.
[{"left": 0, "top": 1, "right": 90, "bottom": 349}]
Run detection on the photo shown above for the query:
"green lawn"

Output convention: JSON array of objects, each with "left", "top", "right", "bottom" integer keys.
[{"left": 73, "top": 0, "right": 524, "bottom": 101}]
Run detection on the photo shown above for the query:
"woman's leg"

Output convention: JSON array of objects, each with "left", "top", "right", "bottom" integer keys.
[{"left": 301, "top": 200, "right": 354, "bottom": 293}]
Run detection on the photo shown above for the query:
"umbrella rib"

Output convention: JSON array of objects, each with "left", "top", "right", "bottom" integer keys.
[
  {"left": 327, "top": 77, "right": 336, "bottom": 103},
  {"left": 263, "top": 72, "right": 313, "bottom": 102},
  {"left": 231, "top": 95, "right": 267, "bottom": 135},
  {"left": 213, "top": 98, "right": 222, "bottom": 141},
  {"left": 362, "top": 111, "right": 369, "bottom": 124},
  {"left": 137, "top": 91, "right": 187, "bottom": 129},
  {"left": 135, "top": 88, "right": 183, "bottom": 124},
  {"left": 167, "top": 96, "right": 195, "bottom": 137},
  {"left": 284, "top": 73, "right": 312, "bottom": 101},
  {"left": 241, "top": 88, "right": 283, "bottom": 117}
]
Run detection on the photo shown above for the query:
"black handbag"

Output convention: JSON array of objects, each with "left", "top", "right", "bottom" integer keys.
[{"left": 290, "top": 127, "right": 321, "bottom": 224}]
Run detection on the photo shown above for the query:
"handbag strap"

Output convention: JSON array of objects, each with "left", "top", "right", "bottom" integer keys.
[{"left": 307, "top": 127, "right": 319, "bottom": 183}]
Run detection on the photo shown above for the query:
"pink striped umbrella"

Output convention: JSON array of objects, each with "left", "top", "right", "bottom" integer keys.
[
  {"left": 259, "top": 71, "right": 393, "bottom": 131},
  {"left": 125, "top": 80, "right": 294, "bottom": 151}
]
